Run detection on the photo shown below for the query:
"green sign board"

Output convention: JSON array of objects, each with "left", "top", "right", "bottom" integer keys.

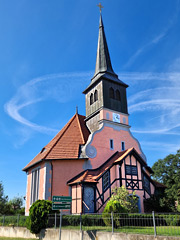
[
  {"left": 52, "top": 196, "right": 72, "bottom": 203},
  {"left": 52, "top": 203, "right": 71, "bottom": 210}
]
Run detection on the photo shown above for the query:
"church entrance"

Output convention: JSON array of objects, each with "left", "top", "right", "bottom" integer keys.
[{"left": 83, "top": 186, "right": 95, "bottom": 213}]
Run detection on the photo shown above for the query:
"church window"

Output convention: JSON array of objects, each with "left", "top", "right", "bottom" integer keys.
[
  {"left": 102, "top": 171, "right": 110, "bottom": 192},
  {"left": 94, "top": 90, "right": 98, "bottom": 102},
  {"left": 30, "top": 168, "right": 40, "bottom": 205},
  {"left": 125, "top": 165, "right": 137, "bottom": 176},
  {"left": 143, "top": 175, "right": 151, "bottom": 195},
  {"left": 90, "top": 93, "right": 93, "bottom": 105},
  {"left": 109, "top": 87, "right": 115, "bottom": 99},
  {"left": 116, "top": 90, "right": 121, "bottom": 101},
  {"left": 110, "top": 139, "right": 114, "bottom": 150},
  {"left": 121, "top": 141, "right": 125, "bottom": 151}
]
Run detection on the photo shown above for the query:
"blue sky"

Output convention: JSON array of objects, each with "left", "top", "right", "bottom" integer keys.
[{"left": 0, "top": 0, "right": 180, "bottom": 199}]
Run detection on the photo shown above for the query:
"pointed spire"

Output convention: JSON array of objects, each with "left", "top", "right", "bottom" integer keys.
[{"left": 93, "top": 14, "right": 116, "bottom": 79}]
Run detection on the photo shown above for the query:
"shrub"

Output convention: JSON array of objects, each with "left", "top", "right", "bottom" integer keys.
[
  {"left": 164, "top": 214, "right": 180, "bottom": 226},
  {"left": 102, "top": 200, "right": 127, "bottom": 227},
  {"left": 27, "top": 200, "right": 55, "bottom": 234}
]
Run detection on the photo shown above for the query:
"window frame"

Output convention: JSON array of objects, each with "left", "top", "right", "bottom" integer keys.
[
  {"left": 109, "top": 87, "right": 115, "bottom": 99},
  {"left": 125, "top": 165, "right": 138, "bottom": 176},
  {"left": 115, "top": 89, "right": 121, "bottom": 101},
  {"left": 121, "top": 141, "right": 125, "bottom": 151},
  {"left": 110, "top": 139, "right": 114, "bottom": 150},
  {"left": 30, "top": 167, "right": 40, "bottom": 205},
  {"left": 90, "top": 93, "right": 94, "bottom": 105},
  {"left": 94, "top": 90, "right": 98, "bottom": 102},
  {"left": 102, "top": 170, "right": 110, "bottom": 192}
]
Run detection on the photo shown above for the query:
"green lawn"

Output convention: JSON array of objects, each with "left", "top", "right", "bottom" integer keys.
[{"left": 60, "top": 225, "right": 180, "bottom": 236}]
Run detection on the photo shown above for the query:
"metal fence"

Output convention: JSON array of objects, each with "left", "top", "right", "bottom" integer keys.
[
  {"left": 47, "top": 212, "right": 180, "bottom": 237},
  {"left": 0, "top": 215, "right": 27, "bottom": 227}
]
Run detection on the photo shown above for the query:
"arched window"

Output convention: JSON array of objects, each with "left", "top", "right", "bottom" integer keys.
[
  {"left": 94, "top": 90, "right": 98, "bottom": 102},
  {"left": 116, "top": 89, "right": 121, "bottom": 101},
  {"left": 90, "top": 93, "right": 93, "bottom": 105},
  {"left": 109, "top": 87, "right": 114, "bottom": 99}
]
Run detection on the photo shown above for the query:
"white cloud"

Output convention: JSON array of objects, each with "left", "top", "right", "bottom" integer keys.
[
  {"left": 4, "top": 72, "right": 92, "bottom": 134},
  {"left": 123, "top": 4, "right": 179, "bottom": 69},
  {"left": 4, "top": 70, "right": 180, "bottom": 145}
]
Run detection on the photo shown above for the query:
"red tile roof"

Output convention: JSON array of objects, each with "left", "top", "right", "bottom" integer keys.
[
  {"left": 23, "top": 114, "right": 90, "bottom": 171},
  {"left": 67, "top": 147, "right": 152, "bottom": 185},
  {"left": 67, "top": 149, "right": 132, "bottom": 185}
]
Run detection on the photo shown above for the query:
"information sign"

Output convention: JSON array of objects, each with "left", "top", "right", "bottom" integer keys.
[
  {"left": 52, "top": 203, "right": 71, "bottom": 210},
  {"left": 52, "top": 196, "right": 72, "bottom": 202}
]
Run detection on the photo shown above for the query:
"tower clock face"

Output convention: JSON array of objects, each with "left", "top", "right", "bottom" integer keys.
[{"left": 113, "top": 113, "right": 120, "bottom": 123}]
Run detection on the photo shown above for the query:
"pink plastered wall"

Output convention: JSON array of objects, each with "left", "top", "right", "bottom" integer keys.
[
  {"left": 72, "top": 185, "right": 82, "bottom": 214},
  {"left": 100, "top": 109, "right": 129, "bottom": 125},
  {"left": 52, "top": 160, "right": 85, "bottom": 198},
  {"left": 89, "top": 126, "right": 143, "bottom": 169}
]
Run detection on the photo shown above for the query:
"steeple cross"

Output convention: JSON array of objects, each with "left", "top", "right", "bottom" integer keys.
[{"left": 97, "top": 3, "right": 104, "bottom": 13}]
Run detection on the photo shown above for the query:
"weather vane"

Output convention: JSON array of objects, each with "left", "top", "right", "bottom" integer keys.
[{"left": 97, "top": 3, "right": 104, "bottom": 13}]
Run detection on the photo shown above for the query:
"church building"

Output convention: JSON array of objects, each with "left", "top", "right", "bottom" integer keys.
[{"left": 23, "top": 13, "right": 163, "bottom": 215}]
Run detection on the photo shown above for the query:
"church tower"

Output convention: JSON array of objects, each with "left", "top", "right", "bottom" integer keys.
[
  {"left": 83, "top": 14, "right": 129, "bottom": 133},
  {"left": 82, "top": 13, "right": 146, "bottom": 168}
]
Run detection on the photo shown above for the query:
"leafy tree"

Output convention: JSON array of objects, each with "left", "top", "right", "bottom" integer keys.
[
  {"left": 0, "top": 182, "right": 8, "bottom": 214},
  {"left": 152, "top": 149, "right": 180, "bottom": 211},
  {"left": 27, "top": 200, "right": 54, "bottom": 234},
  {"left": 102, "top": 186, "right": 139, "bottom": 227},
  {"left": 110, "top": 186, "right": 139, "bottom": 213},
  {"left": 9, "top": 196, "right": 23, "bottom": 210},
  {"left": 103, "top": 186, "right": 139, "bottom": 214}
]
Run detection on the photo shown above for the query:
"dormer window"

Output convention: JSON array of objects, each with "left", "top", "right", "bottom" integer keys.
[
  {"left": 90, "top": 93, "right": 93, "bottom": 105},
  {"left": 116, "top": 90, "right": 121, "bottom": 101},
  {"left": 109, "top": 87, "right": 114, "bottom": 99},
  {"left": 94, "top": 90, "right": 98, "bottom": 102}
]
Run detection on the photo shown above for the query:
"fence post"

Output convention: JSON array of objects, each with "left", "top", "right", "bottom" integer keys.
[
  {"left": 55, "top": 213, "right": 57, "bottom": 229},
  {"left": 3, "top": 215, "right": 5, "bottom": 226},
  {"left": 59, "top": 211, "right": 62, "bottom": 240},
  {"left": 80, "top": 213, "right": 82, "bottom": 232},
  {"left": 17, "top": 214, "right": 20, "bottom": 227},
  {"left": 111, "top": 212, "right": 114, "bottom": 234},
  {"left": 152, "top": 211, "right": 157, "bottom": 237}
]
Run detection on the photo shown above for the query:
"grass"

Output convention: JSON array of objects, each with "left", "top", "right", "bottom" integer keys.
[{"left": 59, "top": 225, "right": 180, "bottom": 236}]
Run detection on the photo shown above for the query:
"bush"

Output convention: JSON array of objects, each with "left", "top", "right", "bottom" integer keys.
[
  {"left": 164, "top": 214, "right": 180, "bottom": 226},
  {"left": 27, "top": 200, "right": 55, "bottom": 234},
  {"left": 102, "top": 200, "right": 127, "bottom": 227},
  {"left": 0, "top": 215, "right": 27, "bottom": 227}
]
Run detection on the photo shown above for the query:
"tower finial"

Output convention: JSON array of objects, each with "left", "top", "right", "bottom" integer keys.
[
  {"left": 97, "top": 3, "right": 103, "bottom": 13},
  {"left": 76, "top": 106, "right": 78, "bottom": 114}
]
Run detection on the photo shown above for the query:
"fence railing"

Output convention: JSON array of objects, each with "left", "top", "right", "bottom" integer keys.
[
  {"left": 47, "top": 212, "right": 180, "bottom": 237},
  {"left": 0, "top": 212, "right": 179, "bottom": 237},
  {"left": 0, "top": 215, "right": 27, "bottom": 227}
]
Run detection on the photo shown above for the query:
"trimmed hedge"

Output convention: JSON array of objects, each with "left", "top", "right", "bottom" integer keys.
[{"left": 0, "top": 215, "right": 28, "bottom": 227}]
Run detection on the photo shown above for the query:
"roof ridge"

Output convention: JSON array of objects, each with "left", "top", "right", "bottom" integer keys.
[
  {"left": 76, "top": 114, "right": 86, "bottom": 144},
  {"left": 43, "top": 114, "right": 77, "bottom": 159}
]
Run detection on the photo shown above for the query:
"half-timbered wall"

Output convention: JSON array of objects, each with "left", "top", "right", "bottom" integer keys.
[
  {"left": 94, "top": 154, "right": 155, "bottom": 213},
  {"left": 72, "top": 185, "right": 82, "bottom": 214}
]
